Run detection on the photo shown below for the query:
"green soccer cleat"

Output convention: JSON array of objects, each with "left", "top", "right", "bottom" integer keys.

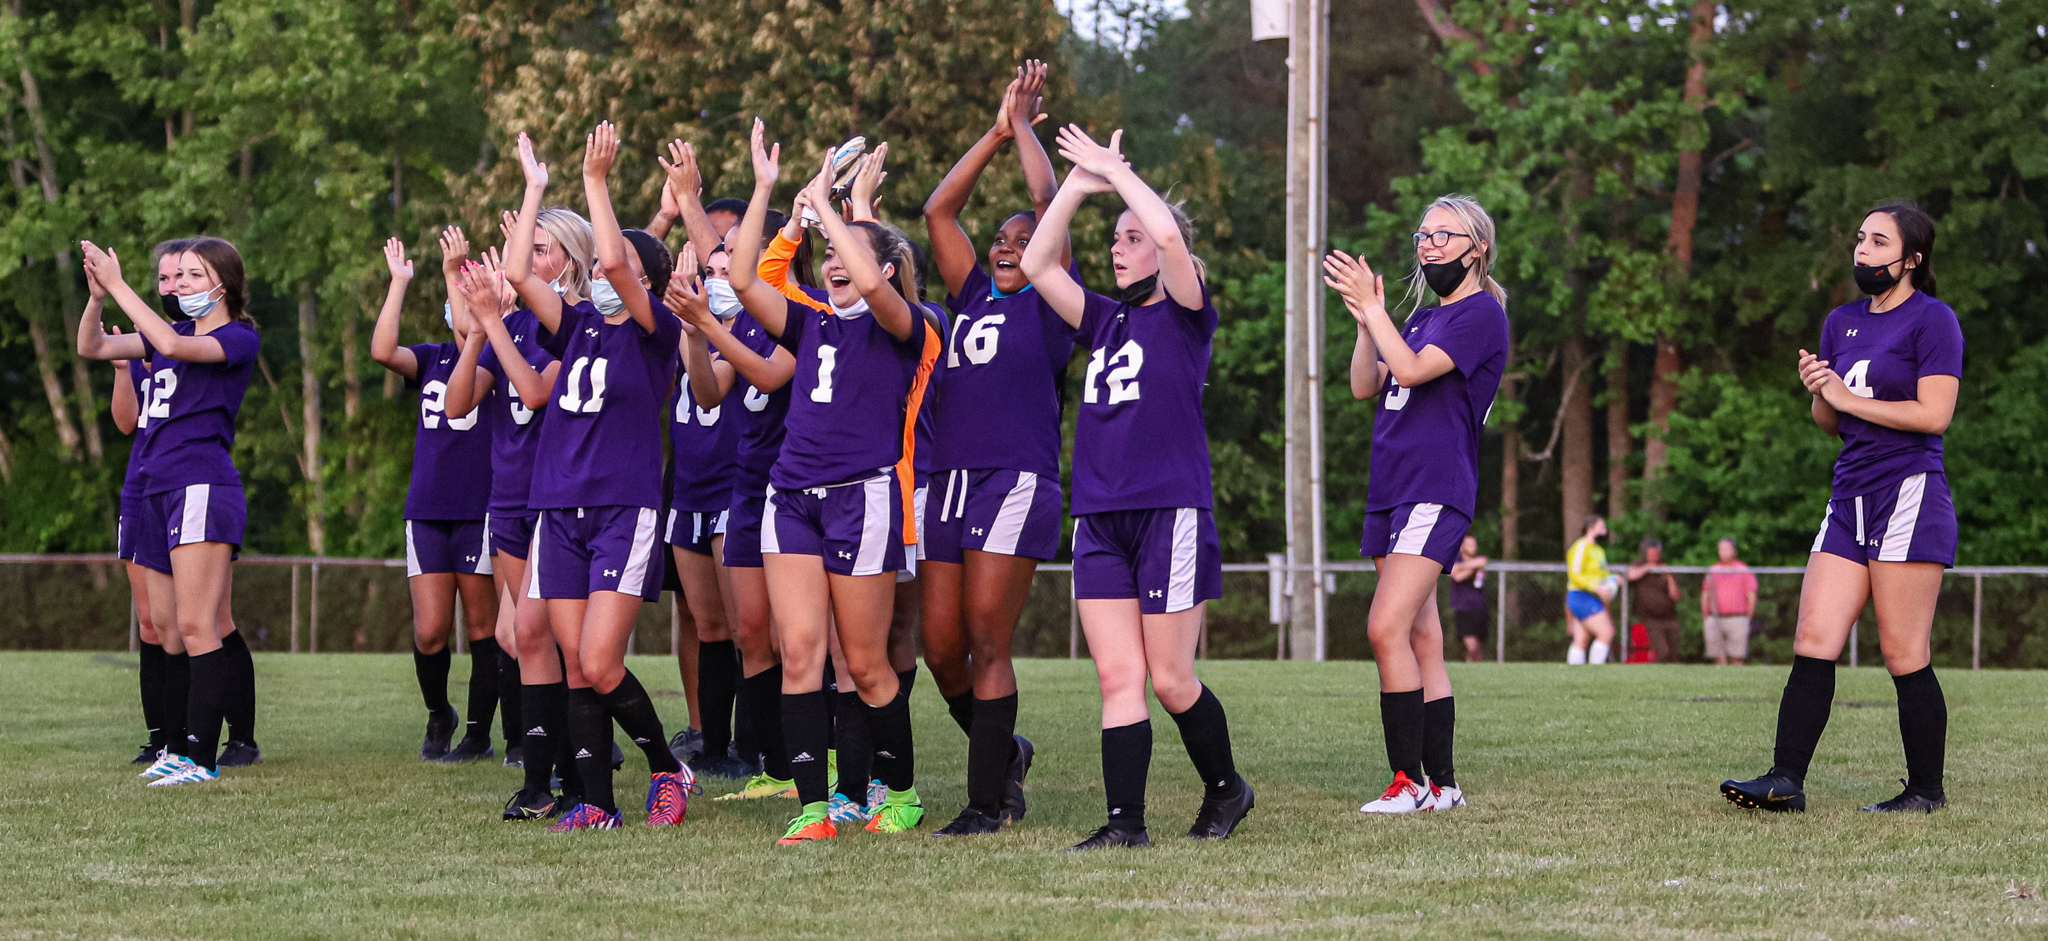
[
  {"left": 715, "top": 772, "right": 797, "bottom": 801},
  {"left": 864, "top": 787, "right": 925, "bottom": 834}
]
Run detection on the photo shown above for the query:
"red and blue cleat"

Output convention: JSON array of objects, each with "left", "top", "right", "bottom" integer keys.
[{"left": 548, "top": 803, "right": 621, "bottom": 832}]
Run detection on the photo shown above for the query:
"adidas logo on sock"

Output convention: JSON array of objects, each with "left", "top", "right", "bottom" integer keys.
[
  {"left": 633, "top": 737, "right": 650, "bottom": 744},
  {"left": 528, "top": 727, "right": 546, "bottom": 736},
  {"left": 574, "top": 748, "right": 593, "bottom": 759},
  {"left": 792, "top": 751, "right": 815, "bottom": 762},
  {"left": 876, "top": 750, "right": 897, "bottom": 759}
]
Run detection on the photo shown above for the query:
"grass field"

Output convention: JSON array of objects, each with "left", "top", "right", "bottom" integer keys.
[{"left": 7, "top": 653, "right": 2048, "bottom": 939}]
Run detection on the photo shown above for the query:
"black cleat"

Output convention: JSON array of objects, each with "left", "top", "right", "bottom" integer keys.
[
  {"left": 420, "top": 705, "right": 460, "bottom": 761},
  {"left": 1064, "top": 824, "right": 1150, "bottom": 852},
  {"left": 668, "top": 728, "right": 705, "bottom": 766},
  {"left": 930, "top": 806, "right": 1005, "bottom": 837},
  {"left": 1001, "top": 734, "right": 1036, "bottom": 824},
  {"left": 1188, "top": 776, "right": 1255, "bottom": 840},
  {"left": 694, "top": 753, "right": 757, "bottom": 780},
  {"left": 502, "top": 787, "right": 561, "bottom": 821},
  {"left": 503, "top": 744, "right": 525, "bottom": 769},
  {"left": 132, "top": 743, "right": 163, "bottom": 766},
  {"left": 1861, "top": 780, "right": 1947, "bottom": 813},
  {"left": 1721, "top": 771, "right": 1806, "bottom": 813},
  {"left": 217, "top": 740, "right": 264, "bottom": 767},
  {"left": 440, "top": 736, "right": 496, "bottom": 763}
]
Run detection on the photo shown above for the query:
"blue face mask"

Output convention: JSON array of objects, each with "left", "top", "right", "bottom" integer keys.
[
  {"left": 589, "top": 277, "right": 624, "bottom": 316},
  {"left": 443, "top": 301, "right": 455, "bottom": 331},
  {"left": 705, "top": 278, "right": 742, "bottom": 320},
  {"left": 162, "top": 288, "right": 219, "bottom": 319}
]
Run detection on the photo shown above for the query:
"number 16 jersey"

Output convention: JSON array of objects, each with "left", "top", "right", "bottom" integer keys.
[
  {"left": 530, "top": 299, "right": 684, "bottom": 511},
  {"left": 1070, "top": 286, "right": 1218, "bottom": 515}
]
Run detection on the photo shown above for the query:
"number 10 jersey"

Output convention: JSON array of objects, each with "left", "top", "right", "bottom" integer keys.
[{"left": 1071, "top": 286, "right": 1219, "bottom": 515}]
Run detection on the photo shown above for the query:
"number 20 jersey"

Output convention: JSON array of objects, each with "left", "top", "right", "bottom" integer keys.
[
  {"left": 530, "top": 299, "right": 684, "bottom": 511},
  {"left": 1815, "top": 290, "right": 1964, "bottom": 499},
  {"left": 1070, "top": 286, "right": 1219, "bottom": 515},
  {"left": 404, "top": 340, "right": 494, "bottom": 521}
]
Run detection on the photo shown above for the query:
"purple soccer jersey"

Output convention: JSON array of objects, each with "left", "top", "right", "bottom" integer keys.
[
  {"left": 476, "top": 309, "right": 557, "bottom": 514},
  {"left": 133, "top": 319, "right": 259, "bottom": 495},
  {"left": 120, "top": 359, "right": 150, "bottom": 501},
  {"left": 1069, "top": 286, "right": 1218, "bottom": 515},
  {"left": 404, "top": 341, "right": 494, "bottom": 521},
  {"left": 528, "top": 298, "right": 684, "bottom": 511},
  {"left": 1365, "top": 291, "right": 1510, "bottom": 519},
  {"left": 1815, "top": 291, "right": 1965, "bottom": 498},
  {"left": 727, "top": 308, "right": 793, "bottom": 495},
  {"left": 668, "top": 343, "right": 740, "bottom": 514},
  {"left": 933, "top": 265, "right": 1078, "bottom": 478},
  {"left": 913, "top": 301, "right": 948, "bottom": 476},
  {"left": 771, "top": 298, "right": 929, "bottom": 490}
]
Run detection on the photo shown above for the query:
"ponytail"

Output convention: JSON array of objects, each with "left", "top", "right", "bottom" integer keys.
[{"left": 849, "top": 220, "right": 919, "bottom": 302}]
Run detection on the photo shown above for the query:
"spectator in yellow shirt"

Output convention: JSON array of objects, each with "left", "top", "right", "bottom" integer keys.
[{"left": 1565, "top": 515, "right": 1616, "bottom": 664}]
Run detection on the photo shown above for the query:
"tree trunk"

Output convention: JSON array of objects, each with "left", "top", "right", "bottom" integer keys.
[
  {"left": 25, "top": 310, "right": 82, "bottom": 460},
  {"left": 299, "top": 282, "right": 327, "bottom": 555},
  {"left": 1644, "top": 0, "right": 1717, "bottom": 511},
  {"left": 1500, "top": 371, "right": 1519, "bottom": 561},
  {"left": 1560, "top": 333, "right": 1594, "bottom": 553},
  {"left": 1606, "top": 351, "right": 1631, "bottom": 520},
  {"left": 0, "top": 420, "right": 15, "bottom": 481}
]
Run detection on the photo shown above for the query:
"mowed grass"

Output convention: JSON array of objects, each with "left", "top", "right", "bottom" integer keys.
[{"left": 6, "top": 653, "right": 2048, "bottom": 940}]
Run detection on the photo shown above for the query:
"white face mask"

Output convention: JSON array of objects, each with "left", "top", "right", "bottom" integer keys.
[
  {"left": 443, "top": 300, "right": 455, "bottom": 330},
  {"left": 589, "top": 277, "right": 624, "bottom": 316},
  {"left": 705, "top": 278, "right": 742, "bottom": 320},
  {"left": 548, "top": 274, "right": 566, "bottom": 297},
  {"left": 179, "top": 288, "right": 221, "bottom": 318},
  {"left": 829, "top": 296, "right": 870, "bottom": 320}
]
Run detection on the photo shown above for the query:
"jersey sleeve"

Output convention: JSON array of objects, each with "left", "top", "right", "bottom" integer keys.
[
  {"left": 1914, "top": 305, "right": 1965, "bottom": 379},
  {"left": 211, "top": 322, "right": 261, "bottom": 366},
  {"left": 947, "top": 265, "right": 993, "bottom": 311},
  {"left": 1077, "top": 290, "right": 1116, "bottom": 344},
  {"left": 762, "top": 233, "right": 830, "bottom": 313},
  {"left": 402, "top": 342, "right": 441, "bottom": 390},
  {"left": 1431, "top": 302, "right": 1509, "bottom": 376},
  {"left": 1172, "top": 282, "right": 1220, "bottom": 341},
  {"left": 775, "top": 297, "right": 811, "bottom": 354},
  {"left": 539, "top": 306, "right": 579, "bottom": 360}
]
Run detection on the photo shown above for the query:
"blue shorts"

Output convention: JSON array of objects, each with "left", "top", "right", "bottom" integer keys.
[
  {"left": 406, "top": 519, "right": 494, "bottom": 577},
  {"left": 723, "top": 490, "right": 769, "bottom": 569},
  {"left": 528, "top": 506, "right": 664, "bottom": 601},
  {"left": 1566, "top": 590, "right": 1606, "bottom": 620},
  {"left": 134, "top": 484, "right": 246, "bottom": 575},
  {"left": 666, "top": 508, "right": 728, "bottom": 557},
  {"left": 1359, "top": 502, "right": 1471, "bottom": 570},
  {"left": 923, "top": 468, "right": 1065, "bottom": 564},
  {"left": 762, "top": 474, "right": 904, "bottom": 577},
  {"left": 117, "top": 493, "right": 145, "bottom": 562},
  {"left": 1072, "top": 507, "right": 1221, "bottom": 615},
  {"left": 1812, "top": 471, "right": 1957, "bottom": 567},
  {"left": 489, "top": 512, "right": 537, "bottom": 561}
]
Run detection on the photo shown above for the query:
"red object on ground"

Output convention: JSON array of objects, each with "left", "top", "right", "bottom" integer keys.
[{"left": 1626, "top": 623, "right": 1656, "bottom": 663}]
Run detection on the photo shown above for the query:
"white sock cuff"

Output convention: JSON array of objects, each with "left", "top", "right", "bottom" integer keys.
[
  {"left": 1589, "top": 641, "right": 1611, "bottom": 664},
  {"left": 1566, "top": 646, "right": 1587, "bottom": 665}
]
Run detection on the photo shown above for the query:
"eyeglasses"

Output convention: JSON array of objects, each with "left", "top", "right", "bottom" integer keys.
[{"left": 1412, "top": 230, "right": 1472, "bottom": 248}]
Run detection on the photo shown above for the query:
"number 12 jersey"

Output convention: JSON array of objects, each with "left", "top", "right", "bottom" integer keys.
[{"left": 1070, "top": 286, "right": 1218, "bottom": 515}]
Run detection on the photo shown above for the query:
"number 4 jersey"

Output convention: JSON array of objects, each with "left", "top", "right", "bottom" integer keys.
[
  {"left": 132, "top": 319, "right": 260, "bottom": 496},
  {"left": 1366, "top": 291, "right": 1509, "bottom": 520},
  {"left": 1816, "top": 290, "right": 1964, "bottom": 499},
  {"left": 405, "top": 340, "right": 495, "bottom": 521},
  {"left": 1071, "top": 285, "right": 1219, "bottom": 515},
  {"left": 530, "top": 299, "right": 685, "bottom": 511}
]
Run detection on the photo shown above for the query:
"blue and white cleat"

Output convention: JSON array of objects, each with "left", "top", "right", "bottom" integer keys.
[
  {"left": 146, "top": 761, "right": 219, "bottom": 787},
  {"left": 865, "top": 778, "right": 888, "bottom": 816},
  {"left": 138, "top": 752, "right": 188, "bottom": 780},
  {"left": 827, "top": 793, "right": 872, "bottom": 824}
]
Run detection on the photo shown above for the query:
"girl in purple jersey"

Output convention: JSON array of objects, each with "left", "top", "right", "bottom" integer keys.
[
  {"left": 1021, "top": 126, "right": 1252, "bottom": 851},
  {"left": 77, "top": 236, "right": 259, "bottom": 788},
  {"left": 371, "top": 234, "right": 504, "bottom": 765},
  {"left": 1723, "top": 204, "right": 1962, "bottom": 815},
  {"left": 519, "top": 122, "right": 694, "bottom": 831},
  {"left": 1325, "top": 195, "right": 1510, "bottom": 816},
  {"left": 918, "top": 62, "right": 1066, "bottom": 836}
]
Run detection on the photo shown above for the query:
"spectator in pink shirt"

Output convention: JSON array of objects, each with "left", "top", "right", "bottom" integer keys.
[{"left": 1702, "top": 538, "right": 1759, "bottom": 665}]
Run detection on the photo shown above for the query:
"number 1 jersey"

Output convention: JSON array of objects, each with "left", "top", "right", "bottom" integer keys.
[
  {"left": 530, "top": 299, "right": 684, "bottom": 511},
  {"left": 1070, "top": 286, "right": 1218, "bottom": 515}
]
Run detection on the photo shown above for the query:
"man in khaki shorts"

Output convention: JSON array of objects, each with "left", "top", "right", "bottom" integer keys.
[{"left": 1701, "top": 537, "right": 1758, "bottom": 665}]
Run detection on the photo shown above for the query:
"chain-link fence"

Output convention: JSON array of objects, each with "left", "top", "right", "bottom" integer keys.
[{"left": 3, "top": 554, "right": 2043, "bottom": 669}]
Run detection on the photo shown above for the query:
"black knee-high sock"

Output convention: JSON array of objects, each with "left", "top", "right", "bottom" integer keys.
[
  {"left": 697, "top": 640, "right": 739, "bottom": 757},
  {"left": 781, "top": 689, "right": 832, "bottom": 805},
  {"left": 745, "top": 666, "right": 791, "bottom": 779},
  {"left": 1422, "top": 696, "right": 1457, "bottom": 789},
  {"left": 165, "top": 652, "right": 191, "bottom": 758},
  {"left": 1771, "top": 655, "right": 1836, "bottom": 785},
  {"left": 414, "top": 645, "right": 452, "bottom": 714},
  {"left": 1102, "top": 720, "right": 1152, "bottom": 829},
  {"left": 833, "top": 690, "right": 873, "bottom": 800},
  {"left": 138, "top": 642, "right": 167, "bottom": 750},
  {"left": 497, "top": 647, "right": 523, "bottom": 752},
  {"left": 220, "top": 631, "right": 256, "bottom": 743},
  {"left": 1168, "top": 685, "right": 1239, "bottom": 798},
  {"left": 968, "top": 693, "right": 1019, "bottom": 816},
  {"left": 462, "top": 638, "right": 501, "bottom": 743},
  {"left": 520, "top": 681, "right": 564, "bottom": 794},
  {"left": 596, "top": 670, "right": 682, "bottom": 774},
  {"left": 566, "top": 687, "right": 616, "bottom": 813},
  {"left": 185, "top": 649, "right": 231, "bottom": 771},
  {"left": 944, "top": 689, "right": 975, "bottom": 737},
  {"left": 897, "top": 666, "right": 917, "bottom": 695},
  {"left": 868, "top": 682, "right": 916, "bottom": 792},
  {"left": 1379, "top": 689, "right": 1425, "bottom": 783},
  {"left": 1893, "top": 666, "right": 1947, "bottom": 797}
]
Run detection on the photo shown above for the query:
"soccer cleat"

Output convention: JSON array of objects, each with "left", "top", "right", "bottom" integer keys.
[
  {"left": 1721, "top": 771, "right": 1807, "bottom": 813},
  {"left": 694, "top": 753, "right": 756, "bottom": 780},
  {"left": 1001, "top": 734, "right": 1036, "bottom": 824},
  {"left": 132, "top": 743, "right": 163, "bottom": 766},
  {"left": 865, "top": 788, "right": 925, "bottom": 834},
  {"left": 217, "top": 740, "right": 263, "bottom": 767},
  {"left": 138, "top": 752, "right": 186, "bottom": 780},
  {"left": 826, "top": 793, "right": 871, "bottom": 824},
  {"left": 502, "top": 744, "right": 525, "bottom": 769},
  {"left": 420, "top": 705, "right": 460, "bottom": 761},
  {"left": 547, "top": 803, "right": 621, "bottom": 831},
  {"left": 1358, "top": 770, "right": 1430, "bottom": 815},
  {"left": 502, "top": 787, "right": 561, "bottom": 821},
  {"left": 1188, "top": 776, "right": 1255, "bottom": 840},
  {"left": 1427, "top": 782, "right": 1467, "bottom": 811},
  {"left": 777, "top": 804, "right": 838, "bottom": 845},
  {"left": 668, "top": 728, "right": 705, "bottom": 766},
  {"left": 146, "top": 761, "right": 219, "bottom": 787},
  {"left": 827, "top": 749, "right": 839, "bottom": 785},
  {"left": 930, "top": 805, "right": 1004, "bottom": 837},
  {"left": 1064, "top": 824, "right": 1151, "bottom": 851},
  {"left": 645, "top": 770, "right": 693, "bottom": 827},
  {"left": 715, "top": 772, "right": 797, "bottom": 801},
  {"left": 1860, "top": 780, "right": 1947, "bottom": 813},
  {"left": 439, "top": 736, "right": 496, "bottom": 764},
  {"left": 865, "top": 778, "right": 887, "bottom": 815}
]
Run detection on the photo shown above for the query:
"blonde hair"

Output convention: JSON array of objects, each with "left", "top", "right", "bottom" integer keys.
[
  {"left": 535, "top": 207, "right": 594, "bottom": 300},
  {"left": 1118, "top": 201, "right": 1207, "bottom": 282},
  {"left": 1404, "top": 194, "right": 1506, "bottom": 312}
]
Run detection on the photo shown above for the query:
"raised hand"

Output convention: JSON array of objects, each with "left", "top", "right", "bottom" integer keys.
[
  {"left": 1009, "top": 60, "right": 1050, "bottom": 132},
  {"left": 83, "top": 253, "right": 108, "bottom": 300},
  {"left": 459, "top": 260, "right": 500, "bottom": 320},
  {"left": 387, "top": 236, "right": 416, "bottom": 281},
  {"left": 583, "top": 121, "right": 619, "bottom": 180},
  {"left": 665, "top": 243, "right": 714, "bottom": 331},
  {"left": 849, "top": 142, "right": 889, "bottom": 212},
  {"left": 1055, "top": 124, "right": 1127, "bottom": 179},
  {"left": 478, "top": 246, "right": 514, "bottom": 315},
  {"left": 658, "top": 139, "right": 703, "bottom": 201},
  {"left": 1796, "top": 349, "right": 1838, "bottom": 397},
  {"left": 516, "top": 132, "right": 550, "bottom": 190},
  {"left": 1322, "top": 250, "right": 1384, "bottom": 323},
  {"left": 438, "top": 226, "right": 469, "bottom": 276},
  {"left": 497, "top": 210, "right": 518, "bottom": 243},
  {"left": 1062, "top": 165, "right": 1117, "bottom": 197},
  {"left": 749, "top": 118, "right": 781, "bottom": 189},
  {"left": 81, "top": 241, "right": 126, "bottom": 290}
]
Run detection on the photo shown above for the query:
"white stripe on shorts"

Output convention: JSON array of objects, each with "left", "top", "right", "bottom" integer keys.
[
  {"left": 405, "top": 519, "right": 423, "bottom": 578},
  {"left": 476, "top": 514, "right": 494, "bottom": 576},
  {"left": 526, "top": 513, "right": 544, "bottom": 600},
  {"left": 912, "top": 485, "right": 928, "bottom": 562},
  {"left": 616, "top": 508, "right": 661, "bottom": 596},
  {"left": 1391, "top": 503, "right": 1443, "bottom": 557},
  {"left": 1854, "top": 495, "right": 1866, "bottom": 546},
  {"left": 854, "top": 475, "right": 892, "bottom": 576},
  {"left": 760, "top": 486, "right": 782, "bottom": 555},
  {"left": 180, "top": 484, "right": 210, "bottom": 547},
  {"left": 1877, "top": 473, "right": 1927, "bottom": 563},
  {"left": 665, "top": 509, "right": 678, "bottom": 544},
  {"left": 1811, "top": 501, "right": 1832, "bottom": 554},
  {"left": 983, "top": 472, "right": 1039, "bottom": 557},
  {"left": 1167, "top": 508, "right": 1199, "bottom": 613}
]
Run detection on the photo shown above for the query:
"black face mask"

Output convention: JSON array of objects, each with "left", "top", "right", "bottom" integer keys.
[
  {"left": 1852, "top": 258, "right": 1904, "bottom": 296},
  {"left": 1421, "top": 251, "right": 1473, "bottom": 298},
  {"left": 1114, "top": 273, "right": 1159, "bottom": 306},
  {"left": 159, "top": 292, "right": 188, "bottom": 320}
]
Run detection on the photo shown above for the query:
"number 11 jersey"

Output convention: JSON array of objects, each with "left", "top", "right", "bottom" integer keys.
[
  {"left": 1070, "top": 286, "right": 1218, "bottom": 515},
  {"left": 530, "top": 299, "right": 684, "bottom": 511}
]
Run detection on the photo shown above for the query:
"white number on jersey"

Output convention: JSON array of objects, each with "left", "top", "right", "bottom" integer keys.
[
  {"left": 1083, "top": 340, "right": 1144, "bottom": 404},
  {"left": 557, "top": 356, "right": 611, "bottom": 414},
  {"left": 958, "top": 315, "right": 1005, "bottom": 366},
  {"left": 675, "top": 390, "right": 720, "bottom": 426},
  {"left": 810, "top": 344, "right": 839, "bottom": 404},
  {"left": 1841, "top": 358, "right": 1874, "bottom": 398},
  {"left": 507, "top": 386, "right": 534, "bottom": 426},
  {"left": 421, "top": 379, "right": 480, "bottom": 431},
  {"left": 1384, "top": 379, "right": 1412, "bottom": 411},
  {"left": 142, "top": 369, "right": 178, "bottom": 423},
  {"left": 743, "top": 384, "right": 770, "bottom": 412}
]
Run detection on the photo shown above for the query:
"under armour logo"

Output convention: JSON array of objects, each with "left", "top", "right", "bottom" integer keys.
[
  {"left": 604, "top": 569, "right": 619, "bottom": 577},
  {"left": 439, "top": 358, "right": 451, "bottom": 364},
  {"left": 1846, "top": 328, "right": 1859, "bottom": 337},
  {"left": 514, "top": 334, "right": 526, "bottom": 343},
  {"left": 970, "top": 527, "right": 985, "bottom": 536},
  {"left": 837, "top": 551, "right": 853, "bottom": 560},
  {"left": 169, "top": 527, "right": 180, "bottom": 536},
  {"left": 464, "top": 555, "right": 477, "bottom": 563},
  {"left": 1148, "top": 589, "right": 1163, "bottom": 598}
]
